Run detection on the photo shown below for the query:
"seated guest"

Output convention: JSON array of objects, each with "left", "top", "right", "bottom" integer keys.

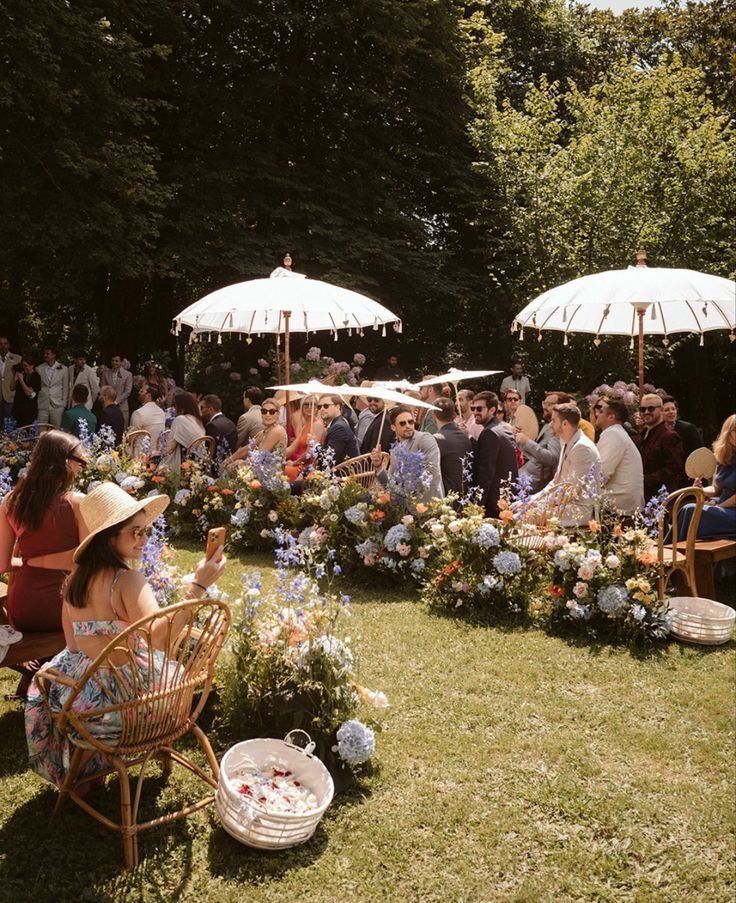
[
  {"left": 662, "top": 395, "right": 703, "bottom": 460},
  {"left": 516, "top": 392, "right": 562, "bottom": 493},
  {"left": 129, "top": 382, "right": 166, "bottom": 452},
  {"left": 595, "top": 398, "right": 644, "bottom": 516},
  {"left": 524, "top": 403, "right": 601, "bottom": 527},
  {"left": 354, "top": 383, "right": 376, "bottom": 445},
  {"left": 360, "top": 396, "right": 393, "bottom": 455},
  {"left": 472, "top": 391, "right": 518, "bottom": 518},
  {"left": 633, "top": 393, "right": 684, "bottom": 499},
  {"left": 317, "top": 394, "right": 359, "bottom": 465},
  {"left": 284, "top": 397, "right": 324, "bottom": 481},
  {"left": 371, "top": 405, "right": 444, "bottom": 502},
  {"left": 11, "top": 355, "right": 42, "bottom": 427},
  {"left": 25, "top": 482, "right": 225, "bottom": 789},
  {"left": 61, "top": 385, "right": 97, "bottom": 438},
  {"left": 225, "top": 399, "right": 287, "bottom": 466},
  {"left": 97, "top": 386, "right": 125, "bottom": 445},
  {"left": 201, "top": 394, "right": 238, "bottom": 455},
  {"left": 159, "top": 391, "right": 205, "bottom": 471},
  {"left": 236, "top": 386, "right": 263, "bottom": 447},
  {"left": 503, "top": 389, "right": 522, "bottom": 425},
  {"left": 546, "top": 391, "right": 595, "bottom": 441},
  {"left": 0, "top": 431, "right": 88, "bottom": 698},
  {"left": 456, "top": 389, "right": 483, "bottom": 440},
  {"left": 432, "top": 397, "right": 473, "bottom": 496},
  {"left": 677, "top": 414, "right": 736, "bottom": 540}
]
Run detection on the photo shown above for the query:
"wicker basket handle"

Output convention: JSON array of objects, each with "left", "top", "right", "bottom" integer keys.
[{"left": 284, "top": 729, "right": 316, "bottom": 756}]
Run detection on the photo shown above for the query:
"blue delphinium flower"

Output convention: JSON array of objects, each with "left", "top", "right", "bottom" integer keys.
[
  {"left": 249, "top": 447, "right": 284, "bottom": 491},
  {"left": 640, "top": 486, "right": 670, "bottom": 536},
  {"left": 492, "top": 550, "right": 522, "bottom": 576},
  {"left": 139, "top": 516, "right": 177, "bottom": 606},
  {"left": 97, "top": 424, "right": 117, "bottom": 449},
  {"left": 344, "top": 506, "right": 365, "bottom": 525},
  {"left": 472, "top": 523, "right": 500, "bottom": 549},
  {"left": 77, "top": 418, "right": 93, "bottom": 452},
  {"left": 231, "top": 507, "right": 250, "bottom": 527},
  {"left": 388, "top": 445, "right": 429, "bottom": 499},
  {"left": 597, "top": 584, "right": 629, "bottom": 614},
  {"left": 384, "top": 524, "right": 411, "bottom": 552},
  {"left": 0, "top": 468, "right": 13, "bottom": 504},
  {"left": 410, "top": 558, "right": 425, "bottom": 573},
  {"left": 334, "top": 719, "right": 375, "bottom": 766}
]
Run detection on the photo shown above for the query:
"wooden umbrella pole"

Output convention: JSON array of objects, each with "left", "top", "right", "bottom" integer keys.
[
  {"left": 638, "top": 307, "right": 645, "bottom": 401},
  {"left": 276, "top": 337, "right": 282, "bottom": 384},
  {"left": 375, "top": 405, "right": 389, "bottom": 453},
  {"left": 452, "top": 382, "right": 461, "bottom": 421},
  {"left": 284, "top": 310, "right": 292, "bottom": 435}
]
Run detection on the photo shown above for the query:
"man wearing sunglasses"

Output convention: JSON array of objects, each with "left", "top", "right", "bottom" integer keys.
[
  {"left": 472, "top": 391, "right": 518, "bottom": 518},
  {"left": 633, "top": 393, "right": 685, "bottom": 500},
  {"left": 317, "top": 394, "right": 359, "bottom": 465},
  {"left": 360, "top": 396, "right": 393, "bottom": 455},
  {"left": 370, "top": 404, "right": 444, "bottom": 501}
]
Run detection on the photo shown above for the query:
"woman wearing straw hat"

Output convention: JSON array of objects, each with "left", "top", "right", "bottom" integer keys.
[{"left": 25, "top": 482, "right": 226, "bottom": 789}]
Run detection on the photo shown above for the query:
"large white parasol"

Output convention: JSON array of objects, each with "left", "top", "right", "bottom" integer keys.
[
  {"left": 512, "top": 248, "right": 736, "bottom": 397},
  {"left": 416, "top": 368, "right": 501, "bottom": 386}
]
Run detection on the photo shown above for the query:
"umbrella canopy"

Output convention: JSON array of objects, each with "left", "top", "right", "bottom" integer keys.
[
  {"left": 416, "top": 368, "right": 501, "bottom": 387},
  {"left": 269, "top": 381, "right": 439, "bottom": 410},
  {"left": 173, "top": 272, "right": 401, "bottom": 341}
]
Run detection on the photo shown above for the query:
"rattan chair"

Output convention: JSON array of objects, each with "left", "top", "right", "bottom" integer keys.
[
  {"left": 333, "top": 452, "right": 390, "bottom": 489},
  {"left": 657, "top": 486, "right": 705, "bottom": 599},
  {"left": 124, "top": 429, "right": 151, "bottom": 459},
  {"left": 35, "top": 598, "right": 231, "bottom": 870},
  {"left": 9, "top": 424, "right": 42, "bottom": 446},
  {"left": 185, "top": 435, "right": 216, "bottom": 465}
]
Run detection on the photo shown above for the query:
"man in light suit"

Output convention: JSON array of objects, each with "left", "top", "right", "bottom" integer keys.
[
  {"left": 100, "top": 353, "right": 133, "bottom": 428},
  {"left": 0, "top": 334, "right": 21, "bottom": 428},
  {"left": 36, "top": 345, "right": 69, "bottom": 428},
  {"left": 372, "top": 404, "right": 445, "bottom": 502},
  {"left": 595, "top": 398, "right": 644, "bottom": 516},
  {"left": 67, "top": 350, "right": 99, "bottom": 411},
  {"left": 525, "top": 403, "right": 601, "bottom": 527}
]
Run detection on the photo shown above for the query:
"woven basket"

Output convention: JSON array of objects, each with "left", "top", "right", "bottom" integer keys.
[
  {"left": 215, "top": 731, "right": 334, "bottom": 849},
  {"left": 668, "top": 597, "right": 735, "bottom": 646},
  {"left": 509, "top": 525, "right": 549, "bottom": 551}
]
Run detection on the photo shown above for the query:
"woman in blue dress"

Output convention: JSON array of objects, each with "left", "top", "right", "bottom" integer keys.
[
  {"left": 678, "top": 414, "right": 736, "bottom": 539},
  {"left": 25, "top": 482, "right": 226, "bottom": 788}
]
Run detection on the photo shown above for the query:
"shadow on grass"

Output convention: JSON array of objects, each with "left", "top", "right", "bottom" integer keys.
[{"left": 0, "top": 707, "right": 31, "bottom": 777}]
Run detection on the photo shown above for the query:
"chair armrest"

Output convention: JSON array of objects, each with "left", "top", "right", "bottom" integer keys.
[{"left": 35, "top": 667, "right": 78, "bottom": 689}]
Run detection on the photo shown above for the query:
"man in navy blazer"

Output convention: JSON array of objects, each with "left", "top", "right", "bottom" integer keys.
[
  {"left": 472, "top": 390, "right": 518, "bottom": 518},
  {"left": 432, "top": 397, "right": 473, "bottom": 495},
  {"left": 360, "top": 396, "right": 394, "bottom": 455},
  {"left": 201, "top": 394, "right": 238, "bottom": 455},
  {"left": 318, "top": 394, "right": 359, "bottom": 465}
]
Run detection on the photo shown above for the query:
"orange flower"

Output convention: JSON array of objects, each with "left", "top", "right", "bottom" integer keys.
[
  {"left": 370, "top": 510, "right": 385, "bottom": 521},
  {"left": 378, "top": 493, "right": 390, "bottom": 505},
  {"left": 250, "top": 479, "right": 261, "bottom": 490},
  {"left": 613, "top": 524, "right": 623, "bottom": 537},
  {"left": 221, "top": 488, "right": 234, "bottom": 495},
  {"left": 548, "top": 583, "right": 565, "bottom": 598},
  {"left": 181, "top": 461, "right": 192, "bottom": 471},
  {"left": 588, "top": 519, "right": 599, "bottom": 533},
  {"left": 497, "top": 498, "right": 509, "bottom": 511},
  {"left": 208, "top": 485, "right": 218, "bottom": 492},
  {"left": 442, "top": 560, "right": 461, "bottom": 576},
  {"left": 499, "top": 508, "right": 514, "bottom": 524},
  {"left": 415, "top": 503, "right": 428, "bottom": 515},
  {"left": 638, "top": 550, "right": 658, "bottom": 566},
  {"left": 151, "top": 475, "right": 165, "bottom": 484}
]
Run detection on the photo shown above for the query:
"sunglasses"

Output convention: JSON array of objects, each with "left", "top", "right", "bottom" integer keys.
[
  {"left": 120, "top": 525, "right": 154, "bottom": 540},
  {"left": 395, "top": 418, "right": 415, "bottom": 426},
  {"left": 469, "top": 405, "right": 486, "bottom": 412},
  {"left": 262, "top": 408, "right": 279, "bottom": 415},
  {"left": 317, "top": 403, "right": 333, "bottom": 409},
  {"left": 593, "top": 404, "right": 605, "bottom": 412},
  {"left": 67, "top": 454, "right": 87, "bottom": 466},
  {"left": 639, "top": 406, "right": 660, "bottom": 413},
  {"left": 366, "top": 397, "right": 381, "bottom": 403}
]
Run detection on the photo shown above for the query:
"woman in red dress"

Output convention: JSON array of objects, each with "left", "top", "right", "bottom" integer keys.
[{"left": 0, "top": 431, "right": 88, "bottom": 697}]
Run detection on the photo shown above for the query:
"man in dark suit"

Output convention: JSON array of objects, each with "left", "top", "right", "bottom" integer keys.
[
  {"left": 318, "top": 394, "right": 359, "bottom": 465},
  {"left": 634, "top": 393, "right": 685, "bottom": 499},
  {"left": 360, "top": 396, "right": 393, "bottom": 455},
  {"left": 98, "top": 386, "right": 125, "bottom": 445},
  {"left": 201, "top": 394, "right": 238, "bottom": 455},
  {"left": 432, "top": 397, "right": 473, "bottom": 495},
  {"left": 472, "top": 390, "right": 518, "bottom": 518}
]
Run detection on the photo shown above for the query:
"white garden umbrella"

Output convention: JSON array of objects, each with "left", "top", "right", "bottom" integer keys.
[
  {"left": 512, "top": 249, "right": 736, "bottom": 397},
  {"left": 416, "top": 368, "right": 501, "bottom": 387}
]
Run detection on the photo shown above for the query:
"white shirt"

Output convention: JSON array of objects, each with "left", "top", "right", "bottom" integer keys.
[
  {"left": 130, "top": 401, "right": 166, "bottom": 451},
  {"left": 597, "top": 423, "right": 645, "bottom": 516}
]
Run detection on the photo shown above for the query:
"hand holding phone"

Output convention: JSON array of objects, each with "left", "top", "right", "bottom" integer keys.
[{"left": 205, "top": 527, "right": 226, "bottom": 562}]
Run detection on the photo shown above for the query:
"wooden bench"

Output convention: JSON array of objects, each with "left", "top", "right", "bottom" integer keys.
[
  {"left": 670, "top": 538, "right": 736, "bottom": 599},
  {"left": 0, "top": 580, "right": 65, "bottom": 671}
]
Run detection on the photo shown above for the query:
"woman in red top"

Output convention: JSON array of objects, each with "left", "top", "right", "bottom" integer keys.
[{"left": 0, "top": 431, "right": 88, "bottom": 697}]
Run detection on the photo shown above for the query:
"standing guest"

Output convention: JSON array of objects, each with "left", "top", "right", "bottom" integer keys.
[
  {"left": 236, "top": 386, "right": 263, "bottom": 447},
  {"left": 374, "top": 354, "right": 406, "bottom": 382},
  {"left": 432, "top": 397, "right": 473, "bottom": 495},
  {"left": 516, "top": 393, "right": 562, "bottom": 493},
  {"left": 0, "top": 334, "right": 21, "bottom": 428},
  {"left": 11, "top": 356, "right": 42, "bottom": 427},
  {"left": 633, "top": 393, "right": 685, "bottom": 500},
  {"left": 99, "top": 353, "right": 133, "bottom": 428},
  {"left": 525, "top": 404, "right": 601, "bottom": 527},
  {"left": 67, "top": 351, "right": 99, "bottom": 411},
  {"left": 142, "top": 360, "right": 176, "bottom": 406},
  {"left": 201, "top": 394, "right": 238, "bottom": 454},
  {"left": 129, "top": 382, "right": 166, "bottom": 451},
  {"left": 317, "top": 394, "right": 359, "bottom": 465},
  {"left": 159, "top": 391, "right": 205, "bottom": 470},
  {"left": 60, "top": 386, "right": 97, "bottom": 438},
  {"left": 677, "top": 414, "right": 736, "bottom": 539},
  {"left": 456, "top": 389, "right": 483, "bottom": 440},
  {"left": 0, "top": 431, "right": 88, "bottom": 698},
  {"left": 662, "top": 396, "right": 703, "bottom": 460},
  {"left": 36, "top": 346, "right": 69, "bottom": 428},
  {"left": 418, "top": 379, "right": 444, "bottom": 435},
  {"left": 360, "top": 396, "right": 394, "bottom": 454},
  {"left": 595, "top": 398, "right": 644, "bottom": 516},
  {"left": 371, "top": 405, "right": 445, "bottom": 502},
  {"left": 97, "top": 386, "right": 125, "bottom": 446},
  {"left": 472, "top": 391, "right": 518, "bottom": 518},
  {"left": 500, "top": 360, "right": 531, "bottom": 405}
]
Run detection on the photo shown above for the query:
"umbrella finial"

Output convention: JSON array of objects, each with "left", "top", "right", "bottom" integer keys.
[
  {"left": 283, "top": 253, "right": 292, "bottom": 270},
  {"left": 636, "top": 246, "right": 647, "bottom": 268}
]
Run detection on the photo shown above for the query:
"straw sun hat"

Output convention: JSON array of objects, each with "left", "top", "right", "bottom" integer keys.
[{"left": 74, "top": 482, "right": 170, "bottom": 563}]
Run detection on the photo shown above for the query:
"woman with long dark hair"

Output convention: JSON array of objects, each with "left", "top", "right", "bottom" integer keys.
[
  {"left": 24, "top": 482, "right": 226, "bottom": 787},
  {"left": 159, "top": 391, "right": 205, "bottom": 470}
]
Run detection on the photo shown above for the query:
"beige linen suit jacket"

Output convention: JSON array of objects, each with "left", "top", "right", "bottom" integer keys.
[
  {"left": 529, "top": 429, "right": 601, "bottom": 526},
  {"left": 0, "top": 352, "right": 21, "bottom": 404}
]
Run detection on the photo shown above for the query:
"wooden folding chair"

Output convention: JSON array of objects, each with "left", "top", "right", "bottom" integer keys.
[
  {"left": 124, "top": 429, "right": 151, "bottom": 459},
  {"left": 333, "top": 452, "right": 390, "bottom": 490},
  {"left": 35, "top": 599, "right": 231, "bottom": 869},
  {"left": 185, "top": 435, "right": 216, "bottom": 466},
  {"left": 657, "top": 486, "right": 705, "bottom": 599}
]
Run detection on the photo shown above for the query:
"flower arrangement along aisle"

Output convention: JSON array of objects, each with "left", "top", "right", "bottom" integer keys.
[{"left": 217, "top": 534, "right": 387, "bottom": 783}]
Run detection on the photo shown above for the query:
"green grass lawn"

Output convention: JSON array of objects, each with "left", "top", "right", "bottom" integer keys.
[{"left": 0, "top": 547, "right": 734, "bottom": 902}]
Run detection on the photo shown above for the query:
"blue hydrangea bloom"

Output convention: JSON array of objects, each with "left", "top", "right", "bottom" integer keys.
[
  {"left": 597, "top": 584, "right": 629, "bottom": 614},
  {"left": 355, "top": 538, "right": 379, "bottom": 558},
  {"left": 493, "top": 550, "right": 522, "bottom": 576},
  {"left": 631, "top": 603, "right": 647, "bottom": 622},
  {"left": 472, "top": 524, "right": 500, "bottom": 549},
  {"left": 384, "top": 524, "right": 411, "bottom": 552},
  {"left": 334, "top": 719, "right": 375, "bottom": 766},
  {"left": 410, "top": 558, "right": 426, "bottom": 573},
  {"left": 568, "top": 603, "right": 592, "bottom": 620},
  {"left": 174, "top": 488, "right": 192, "bottom": 505},
  {"left": 344, "top": 506, "right": 365, "bottom": 525},
  {"left": 477, "top": 574, "right": 500, "bottom": 596}
]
